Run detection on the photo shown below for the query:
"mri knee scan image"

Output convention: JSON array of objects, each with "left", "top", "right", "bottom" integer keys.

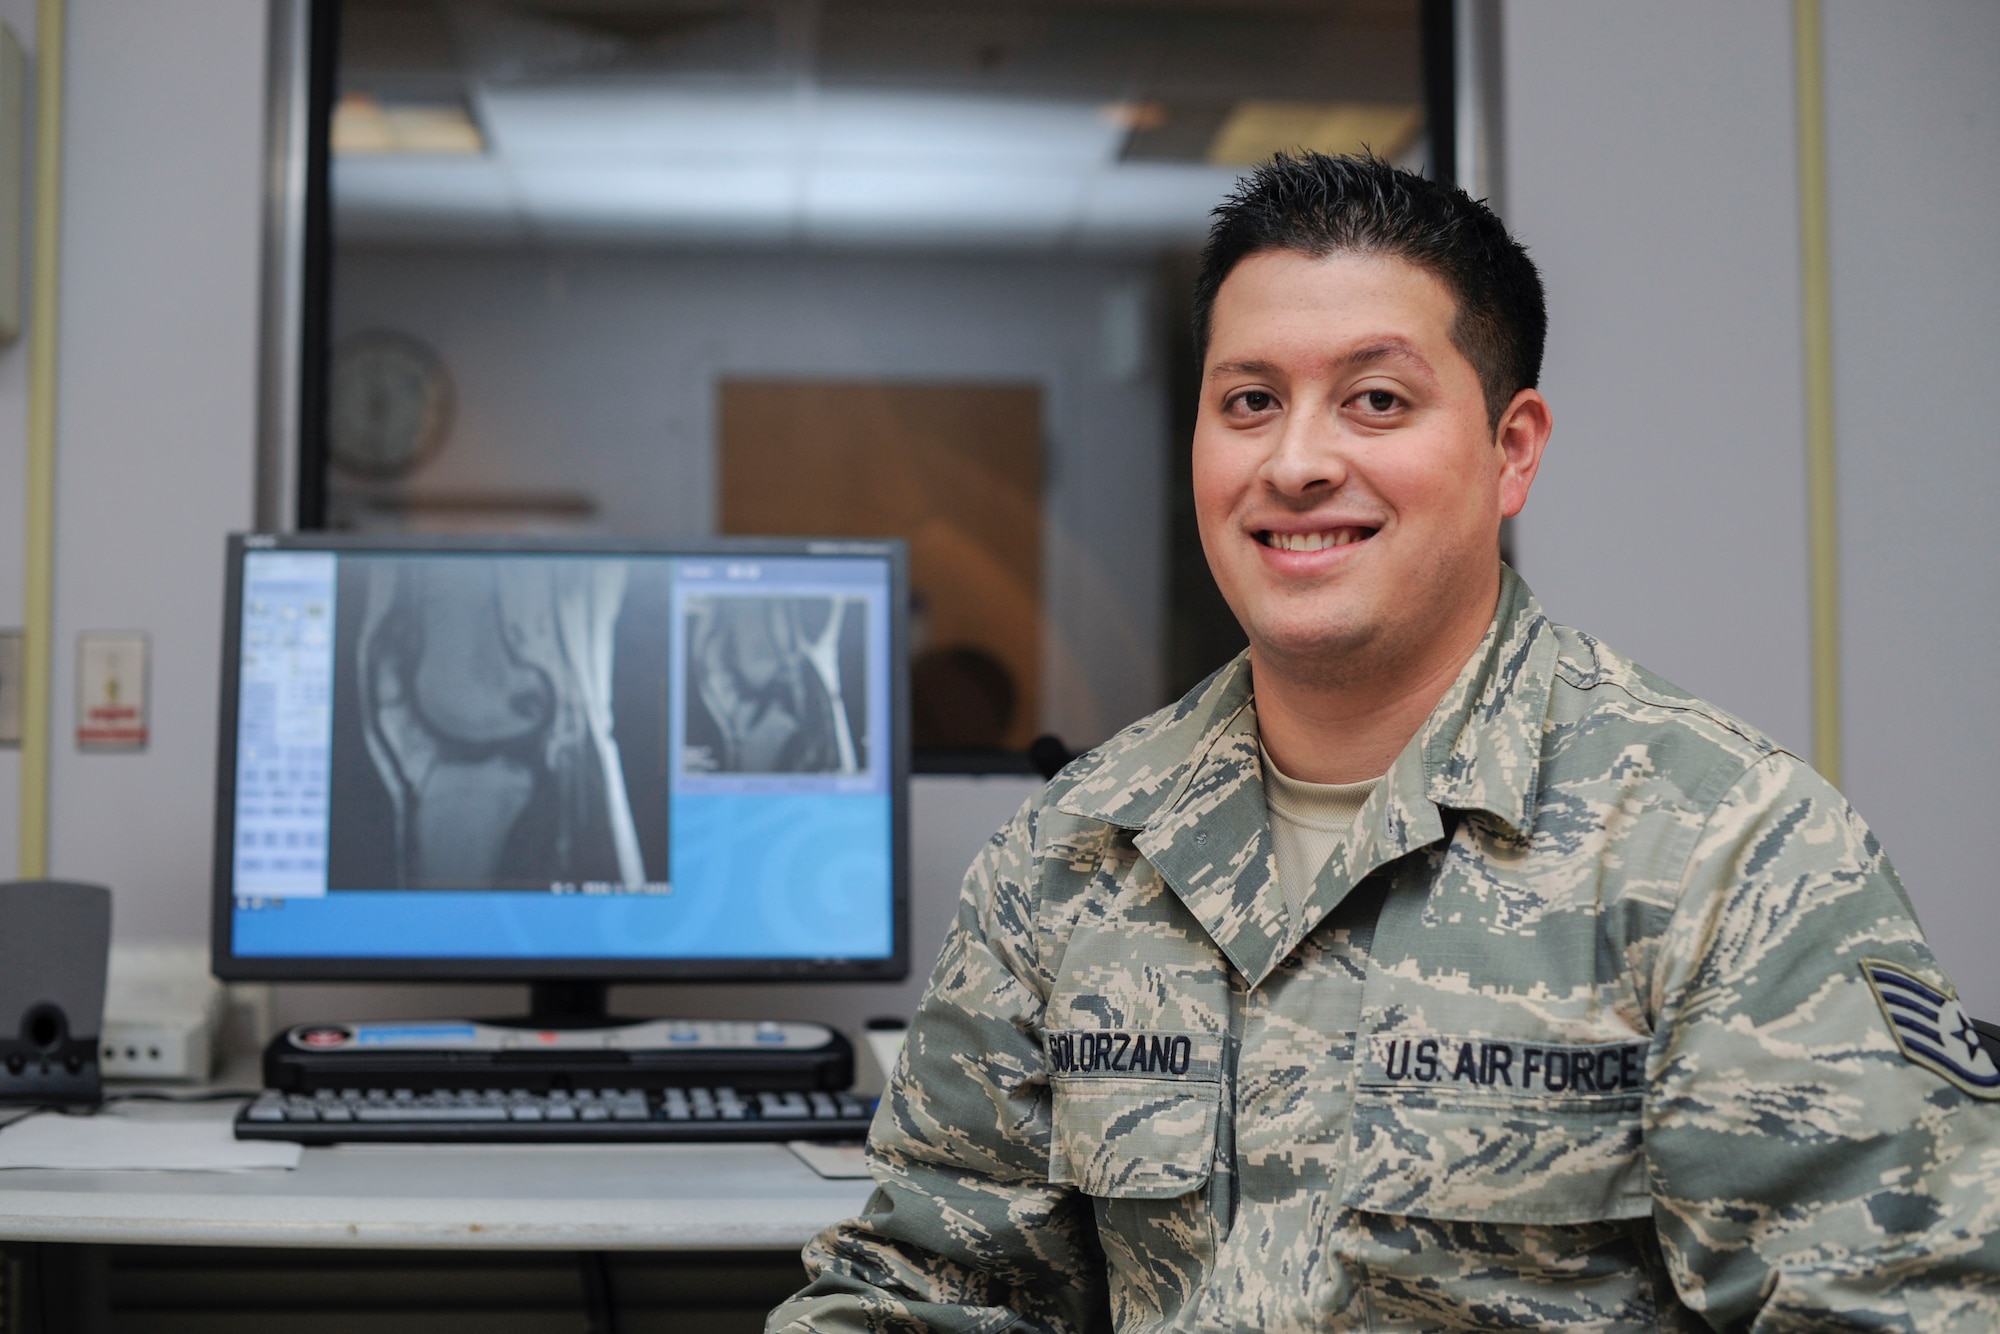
[
  {"left": 327, "top": 556, "right": 674, "bottom": 894},
  {"left": 682, "top": 594, "right": 870, "bottom": 777}
]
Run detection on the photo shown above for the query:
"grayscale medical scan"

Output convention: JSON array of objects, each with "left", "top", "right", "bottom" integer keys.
[
  {"left": 325, "top": 554, "right": 674, "bottom": 892},
  {"left": 683, "top": 594, "right": 870, "bottom": 777}
]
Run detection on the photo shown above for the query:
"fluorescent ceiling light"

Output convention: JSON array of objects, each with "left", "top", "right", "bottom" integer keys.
[
  {"left": 1207, "top": 101, "right": 1422, "bottom": 166},
  {"left": 804, "top": 167, "right": 1085, "bottom": 244},
  {"left": 334, "top": 82, "right": 1276, "bottom": 248},
  {"left": 478, "top": 86, "right": 803, "bottom": 161},
  {"left": 809, "top": 94, "right": 1119, "bottom": 169},
  {"left": 514, "top": 163, "right": 796, "bottom": 241},
  {"left": 334, "top": 93, "right": 485, "bottom": 156},
  {"left": 477, "top": 86, "right": 1121, "bottom": 170}
]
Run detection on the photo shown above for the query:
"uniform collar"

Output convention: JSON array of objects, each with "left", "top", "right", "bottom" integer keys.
[
  {"left": 1052, "top": 567, "right": 1556, "bottom": 987},
  {"left": 1401, "top": 564, "right": 1556, "bottom": 839}
]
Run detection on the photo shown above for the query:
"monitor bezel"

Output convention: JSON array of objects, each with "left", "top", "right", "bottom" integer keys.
[{"left": 210, "top": 531, "right": 912, "bottom": 985}]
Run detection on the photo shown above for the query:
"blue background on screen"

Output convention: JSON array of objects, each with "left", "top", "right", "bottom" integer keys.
[{"left": 233, "top": 791, "right": 892, "bottom": 960}]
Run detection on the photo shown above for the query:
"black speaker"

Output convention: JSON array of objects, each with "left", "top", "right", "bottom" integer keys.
[{"left": 0, "top": 880, "right": 110, "bottom": 1105}]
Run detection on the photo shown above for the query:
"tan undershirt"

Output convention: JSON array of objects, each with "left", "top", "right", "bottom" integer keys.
[{"left": 1260, "top": 743, "right": 1382, "bottom": 919}]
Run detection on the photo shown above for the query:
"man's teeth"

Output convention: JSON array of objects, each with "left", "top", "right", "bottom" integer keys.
[{"left": 1265, "top": 529, "right": 1368, "bottom": 552}]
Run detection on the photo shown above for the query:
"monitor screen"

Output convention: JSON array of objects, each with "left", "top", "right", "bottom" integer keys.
[{"left": 211, "top": 534, "right": 907, "bottom": 983}]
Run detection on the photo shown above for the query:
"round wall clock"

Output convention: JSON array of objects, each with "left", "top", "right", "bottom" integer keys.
[{"left": 327, "top": 330, "right": 455, "bottom": 479}]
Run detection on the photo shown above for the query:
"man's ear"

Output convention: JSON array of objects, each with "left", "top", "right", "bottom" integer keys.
[{"left": 1494, "top": 388, "right": 1552, "bottom": 519}]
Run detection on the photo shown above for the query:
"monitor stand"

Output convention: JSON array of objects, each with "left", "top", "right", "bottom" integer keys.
[{"left": 480, "top": 981, "right": 630, "bottom": 1032}]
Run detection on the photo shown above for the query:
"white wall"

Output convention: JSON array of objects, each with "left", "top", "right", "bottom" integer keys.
[
  {"left": 1823, "top": 1, "right": 2000, "bottom": 1013},
  {"left": 0, "top": 0, "right": 34, "bottom": 878},
  {"left": 34, "top": 4, "right": 265, "bottom": 943},
  {"left": 1506, "top": 0, "right": 2000, "bottom": 1013},
  {"left": 330, "top": 246, "right": 1171, "bottom": 750},
  {"left": 1506, "top": 0, "right": 1813, "bottom": 755}
]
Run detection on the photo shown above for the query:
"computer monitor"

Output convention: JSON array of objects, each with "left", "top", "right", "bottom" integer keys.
[{"left": 210, "top": 533, "right": 909, "bottom": 1020}]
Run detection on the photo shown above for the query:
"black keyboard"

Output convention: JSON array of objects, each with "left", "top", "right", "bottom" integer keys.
[{"left": 235, "top": 1085, "right": 875, "bottom": 1144}]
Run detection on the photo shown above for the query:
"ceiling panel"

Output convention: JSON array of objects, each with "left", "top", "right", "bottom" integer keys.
[{"left": 334, "top": 0, "right": 1423, "bottom": 250}]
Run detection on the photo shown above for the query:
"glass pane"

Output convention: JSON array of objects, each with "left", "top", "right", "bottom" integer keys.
[{"left": 322, "top": 0, "right": 1429, "bottom": 757}]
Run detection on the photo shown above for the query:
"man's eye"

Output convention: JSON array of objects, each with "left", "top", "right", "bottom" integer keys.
[
  {"left": 1235, "top": 391, "right": 1275, "bottom": 413},
  {"left": 1361, "top": 389, "right": 1399, "bottom": 412}
]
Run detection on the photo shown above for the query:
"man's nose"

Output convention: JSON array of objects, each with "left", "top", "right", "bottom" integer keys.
[{"left": 1258, "top": 409, "right": 1347, "bottom": 496}]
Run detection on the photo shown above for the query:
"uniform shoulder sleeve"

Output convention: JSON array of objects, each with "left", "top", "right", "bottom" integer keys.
[
  {"left": 768, "top": 796, "right": 1110, "bottom": 1334},
  {"left": 1646, "top": 750, "right": 2000, "bottom": 1331}
]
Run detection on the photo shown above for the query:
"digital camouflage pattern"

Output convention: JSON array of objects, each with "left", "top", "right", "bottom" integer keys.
[{"left": 770, "top": 570, "right": 2000, "bottom": 1333}]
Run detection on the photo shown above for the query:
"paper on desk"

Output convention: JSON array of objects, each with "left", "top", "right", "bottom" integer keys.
[
  {"left": 787, "top": 1139, "right": 871, "bottom": 1179},
  {"left": 0, "top": 1111, "right": 302, "bottom": 1171}
]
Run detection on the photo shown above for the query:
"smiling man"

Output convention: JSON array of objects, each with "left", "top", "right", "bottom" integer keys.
[{"left": 768, "top": 154, "right": 2000, "bottom": 1332}]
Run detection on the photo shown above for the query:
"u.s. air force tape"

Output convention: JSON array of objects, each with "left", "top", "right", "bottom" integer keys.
[
  {"left": 1358, "top": 1034, "right": 1648, "bottom": 1096},
  {"left": 1862, "top": 958, "right": 2000, "bottom": 1099},
  {"left": 1044, "top": 1029, "right": 1222, "bottom": 1081}
]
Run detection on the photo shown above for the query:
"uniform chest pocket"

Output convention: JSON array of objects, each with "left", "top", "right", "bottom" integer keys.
[
  {"left": 1045, "top": 1028, "right": 1223, "bottom": 1199},
  {"left": 1341, "top": 1034, "right": 1653, "bottom": 1226}
]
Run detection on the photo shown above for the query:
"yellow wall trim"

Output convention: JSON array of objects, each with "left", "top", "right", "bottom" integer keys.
[
  {"left": 18, "top": 0, "right": 63, "bottom": 877},
  {"left": 1795, "top": 0, "right": 1841, "bottom": 786}
]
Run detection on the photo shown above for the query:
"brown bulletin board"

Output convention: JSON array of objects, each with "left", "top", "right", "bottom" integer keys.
[{"left": 719, "top": 380, "right": 1044, "bottom": 750}]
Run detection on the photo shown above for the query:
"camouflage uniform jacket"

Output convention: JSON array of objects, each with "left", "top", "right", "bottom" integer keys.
[{"left": 771, "top": 570, "right": 2000, "bottom": 1332}]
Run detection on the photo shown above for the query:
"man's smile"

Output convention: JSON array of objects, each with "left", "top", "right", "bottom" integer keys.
[{"left": 1256, "top": 525, "right": 1378, "bottom": 552}]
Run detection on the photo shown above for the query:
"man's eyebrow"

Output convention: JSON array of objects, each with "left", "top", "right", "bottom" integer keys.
[
  {"left": 1344, "top": 339, "right": 1436, "bottom": 375},
  {"left": 1206, "top": 358, "right": 1280, "bottom": 381}
]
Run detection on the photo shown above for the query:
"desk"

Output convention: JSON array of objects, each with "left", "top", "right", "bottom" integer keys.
[
  {"left": 0, "top": 1102, "right": 872, "bottom": 1251},
  {"left": 0, "top": 1103, "right": 874, "bottom": 1332}
]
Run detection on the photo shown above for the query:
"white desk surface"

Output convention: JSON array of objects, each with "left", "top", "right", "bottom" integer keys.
[{"left": 0, "top": 1101, "right": 874, "bottom": 1250}]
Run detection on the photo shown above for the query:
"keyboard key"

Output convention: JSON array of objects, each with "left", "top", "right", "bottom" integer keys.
[
  {"left": 356, "top": 1105, "right": 510, "bottom": 1122},
  {"left": 758, "top": 1092, "right": 811, "bottom": 1119}
]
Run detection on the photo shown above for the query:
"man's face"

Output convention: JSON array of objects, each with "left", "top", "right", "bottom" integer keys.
[{"left": 1193, "top": 249, "right": 1544, "bottom": 684}]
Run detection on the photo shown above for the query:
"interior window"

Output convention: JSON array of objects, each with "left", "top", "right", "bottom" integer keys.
[{"left": 311, "top": 0, "right": 1434, "bottom": 763}]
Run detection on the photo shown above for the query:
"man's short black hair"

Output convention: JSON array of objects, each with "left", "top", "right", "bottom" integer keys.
[{"left": 1193, "top": 151, "right": 1546, "bottom": 427}]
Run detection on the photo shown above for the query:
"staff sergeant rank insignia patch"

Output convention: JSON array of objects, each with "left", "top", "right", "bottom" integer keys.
[{"left": 1863, "top": 958, "right": 2000, "bottom": 1098}]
